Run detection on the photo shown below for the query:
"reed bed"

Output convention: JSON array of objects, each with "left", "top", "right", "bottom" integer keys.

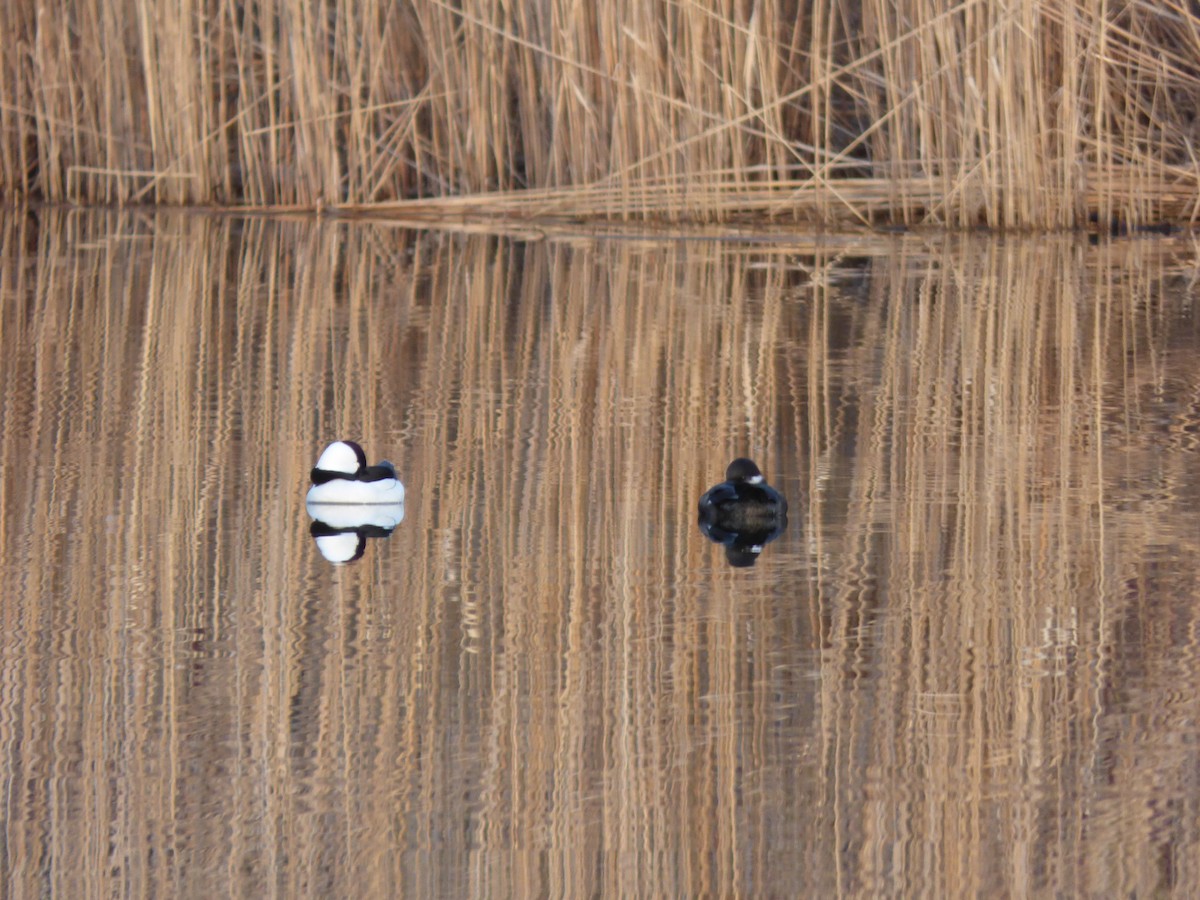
[
  {"left": 0, "top": 212, "right": 1198, "bottom": 895},
  {"left": 3, "top": 0, "right": 1200, "bottom": 227}
]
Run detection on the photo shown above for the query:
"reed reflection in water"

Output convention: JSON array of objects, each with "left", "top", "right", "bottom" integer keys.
[{"left": 1, "top": 213, "right": 1199, "bottom": 897}]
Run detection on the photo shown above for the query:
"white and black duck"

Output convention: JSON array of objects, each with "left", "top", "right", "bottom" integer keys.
[
  {"left": 306, "top": 440, "right": 405, "bottom": 504},
  {"left": 306, "top": 441, "right": 405, "bottom": 564}
]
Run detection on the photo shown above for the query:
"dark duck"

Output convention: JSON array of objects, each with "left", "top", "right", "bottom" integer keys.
[{"left": 698, "top": 458, "right": 788, "bottom": 567}]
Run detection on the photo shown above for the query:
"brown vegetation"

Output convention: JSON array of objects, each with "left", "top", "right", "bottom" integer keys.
[{"left": 3, "top": 1, "right": 1200, "bottom": 226}]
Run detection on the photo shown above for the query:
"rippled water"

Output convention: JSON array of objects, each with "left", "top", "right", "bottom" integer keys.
[{"left": 2, "top": 212, "right": 1199, "bottom": 896}]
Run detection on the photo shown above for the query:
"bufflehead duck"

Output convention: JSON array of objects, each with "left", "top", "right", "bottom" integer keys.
[
  {"left": 305, "top": 440, "right": 405, "bottom": 505},
  {"left": 698, "top": 458, "right": 788, "bottom": 567}
]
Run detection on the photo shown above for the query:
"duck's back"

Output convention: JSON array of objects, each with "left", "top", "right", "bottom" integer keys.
[{"left": 699, "top": 480, "right": 787, "bottom": 529}]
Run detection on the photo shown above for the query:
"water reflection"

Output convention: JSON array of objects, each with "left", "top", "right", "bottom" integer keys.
[
  {"left": 698, "top": 457, "right": 789, "bottom": 566},
  {"left": 307, "top": 502, "right": 405, "bottom": 564},
  {"left": 0, "top": 211, "right": 1198, "bottom": 897}
]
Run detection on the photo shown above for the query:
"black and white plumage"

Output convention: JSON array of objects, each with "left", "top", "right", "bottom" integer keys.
[
  {"left": 305, "top": 440, "right": 405, "bottom": 564},
  {"left": 305, "top": 440, "right": 405, "bottom": 505}
]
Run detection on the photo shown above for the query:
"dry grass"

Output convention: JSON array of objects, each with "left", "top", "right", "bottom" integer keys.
[{"left": 3, "top": 0, "right": 1200, "bottom": 226}]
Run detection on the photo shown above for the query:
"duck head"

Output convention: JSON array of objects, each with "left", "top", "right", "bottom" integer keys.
[
  {"left": 311, "top": 440, "right": 367, "bottom": 482},
  {"left": 725, "top": 457, "right": 764, "bottom": 484}
]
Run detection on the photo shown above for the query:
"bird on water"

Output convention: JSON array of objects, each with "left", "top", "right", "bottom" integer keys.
[
  {"left": 305, "top": 440, "right": 405, "bottom": 505},
  {"left": 305, "top": 440, "right": 406, "bottom": 564},
  {"left": 698, "top": 457, "right": 788, "bottom": 567}
]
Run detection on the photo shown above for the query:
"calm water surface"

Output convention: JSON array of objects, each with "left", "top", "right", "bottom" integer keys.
[{"left": 2, "top": 212, "right": 1199, "bottom": 897}]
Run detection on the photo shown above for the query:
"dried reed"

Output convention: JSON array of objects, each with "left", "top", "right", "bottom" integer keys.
[{"left": 3, "top": 1, "right": 1200, "bottom": 226}]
